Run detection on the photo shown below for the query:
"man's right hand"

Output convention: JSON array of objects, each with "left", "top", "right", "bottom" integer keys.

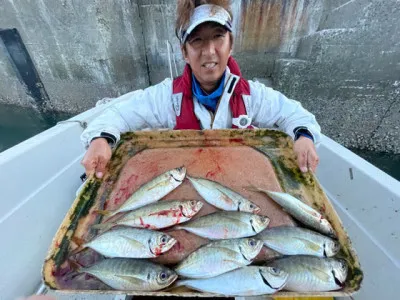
[{"left": 81, "top": 138, "right": 112, "bottom": 179}]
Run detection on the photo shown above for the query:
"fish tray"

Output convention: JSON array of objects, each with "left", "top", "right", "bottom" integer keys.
[{"left": 42, "top": 129, "right": 363, "bottom": 297}]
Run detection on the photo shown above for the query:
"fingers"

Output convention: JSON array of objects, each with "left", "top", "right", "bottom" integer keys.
[
  {"left": 297, "top": 149, "right": 308, "bottom": 173},
  {"left": 96, "top": 155, "right": 108, "bottom": 178},
  {"left": 81, "top": 154, "right": 96, "bottom": 177},
  {"left": 307, "top": 149, "right": 319, "bottom": 173},
  {"left": 294, "top": 137, "right": 319, "bottom": 173},
  {"left": 81, "top": 139, "right": 112, "bottom": 179}
]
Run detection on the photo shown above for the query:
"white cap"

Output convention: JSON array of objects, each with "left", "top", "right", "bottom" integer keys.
[{"left": 178, "top": 4, "right": 232, "bottom": 44}]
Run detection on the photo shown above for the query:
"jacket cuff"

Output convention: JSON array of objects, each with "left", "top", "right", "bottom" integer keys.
[
  {"left": 90, "top": 132, "right": 117, "bottom": 148},
  {"left": 293, "top": 126, "right": 314, "bottom": 142}
]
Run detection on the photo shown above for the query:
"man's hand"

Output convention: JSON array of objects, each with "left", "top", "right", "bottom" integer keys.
[
  {"left": 81, "top": 138, "right": 112, "bottom": 179},
  {"left": 293, "top": 136, "right": 319, "bottom": 173}
]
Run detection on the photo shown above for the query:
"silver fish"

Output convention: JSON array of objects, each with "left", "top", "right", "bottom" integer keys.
[
  {"left": 266, "top": 256, "right": 348, "bottom": 292},
  {"left": 98, "top": 167, "right": 186, "bottom": 218},
  {"left": 258, "top": 226, "right": 340, "bottom": 257},
  {"left": 83, "top": 227, "right": 176, "bottom": 258},
  {"left": 251, "top": 188, "right": 336, "bottom": 237},
  {"left": 176, "top": 211, "right": 269, "bottom": 240},
  {"left": 187, "top": 176, "right": 260, "bottom": 213},
  {"left": 175, "top": 238, "right": 263, "bottom": 278},
  {"left": 77, "top": 258, "right": 177, "bottom": 291},
  {"left": 177, "top": 266, "right": 288, "bottom": 296},
  {"left": 93, "top": 200, "right": 203, "bottom": 231}
]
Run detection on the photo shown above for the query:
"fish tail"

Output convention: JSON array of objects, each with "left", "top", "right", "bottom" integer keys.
[
  {"left": 67, "top": 236, "right": 88, "bottom": 257},
  {"left": 186, "top": 175, "right": 196, "bottom": 184},
  {"left": 68, "top": 259, "right": 83, "bottom": 273},
  {"left": 95, "top": 209, "right": 112, "bottom": 216},
  {"left": 68, "top": 246, "right": 85, "bottom": 257},
  {"left": 71, "top": 236, "right": 86, "bottom": 247},
  {"left": 91, "top": 222, "right": 114, "bottom": 231},
  {"left": 244, "top": 185, "right": 262, "bottom": 193}
]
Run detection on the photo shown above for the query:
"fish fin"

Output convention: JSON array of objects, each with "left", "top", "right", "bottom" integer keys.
[
  {"left": 115, "top": 274, "right": 146, "bottom": 286},
  {"left": 95, "top": 209, "right": 112, "bottom": 216},
  {"left": 119, "top": 235, "right": 147, "bottom": 251},
  {"left": 215, "top": 189, "right": 236, "bottom": 206},
  {"left": 300, "top": 204, "right": 321, "bottom": 218},
  {"left": 306, "top": 265, "right": 332, "bottom": 282},
  {"left": 222, "top": 259, "right": 248, "bottom": 268},
  {"left": 91, "top": 223, "right": 114, "bottom": 231},
  {"left": 296, "top": 237, "right": 322, "bottom": 252}
]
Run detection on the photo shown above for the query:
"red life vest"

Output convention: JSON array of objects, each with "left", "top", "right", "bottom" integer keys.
[{"left": 173, "top": 57, "right": 252, "bottom": 130}]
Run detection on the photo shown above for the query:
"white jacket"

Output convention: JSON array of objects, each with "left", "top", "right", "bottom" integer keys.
[{"left": 80, "top": 68, "right": 321, "bottom": 148}]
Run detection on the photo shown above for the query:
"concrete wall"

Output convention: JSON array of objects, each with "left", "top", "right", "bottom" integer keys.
[
  {"left": 137, "top": 0, "right": 325, "bottom": 83},
  {"left": 273, "top": 0, "right": 400, "bottom": 153},
  {"left": 0, "top": 0, "right": 323, "bottom": 111},
  {"left": 0, "top": 0, "right": 149, "bottom": 112},
  {"left": 0, "top": 0, "right": 399, "bottom": 153}
]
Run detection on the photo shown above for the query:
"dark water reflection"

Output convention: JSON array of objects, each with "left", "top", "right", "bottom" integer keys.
[
  {"left": 350, "top": 148, "right": 400, "bottom": 181},
  {"left": 0, "top": 103, "right": 72, "bottom": 153}
]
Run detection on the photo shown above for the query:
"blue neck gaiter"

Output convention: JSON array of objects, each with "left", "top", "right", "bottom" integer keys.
[{"left": 192, "top": 72, "right": 226, "bottom": 112}]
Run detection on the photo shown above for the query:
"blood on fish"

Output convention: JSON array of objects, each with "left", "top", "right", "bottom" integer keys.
[
  {"left": 149, "top": 208, "right": 184, "bottom": 226},
  {"left": 149, "top": 208, "right": 181, "bottom": 217},
  {"left": 175, "top": 213, "right": 182, "bottom": 225},
  {"left": 196, "top": 148, "right": 204, "bottom": 154},
  {"left": 154, "top": 244, "right": 165, "bottom": 256},
  {"left": 139, "top": 217, "right": 150, "bottom": 229}
]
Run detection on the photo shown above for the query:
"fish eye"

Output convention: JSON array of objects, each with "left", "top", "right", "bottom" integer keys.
[
  {"left": 248, "top": 239, "right": 256, "bottom": 246},
  {"left": 271, "top": 267, "right": 279, "bottom": 274},
  {"left": 190, "top": 200, "right": 196, "bottom": 206},
  {"left": 160, "top": 235, "right": 167, "bottom": 243},
  {"left": 249, "top": 204, "right": 254, "bottom": 208},
  {"left": 160, "top": 272, "right": 167, "bottom": 280}
]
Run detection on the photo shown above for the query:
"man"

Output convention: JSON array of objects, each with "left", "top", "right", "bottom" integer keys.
[{"left": 81, "top": 1, "right": 320, "bottom": 178}]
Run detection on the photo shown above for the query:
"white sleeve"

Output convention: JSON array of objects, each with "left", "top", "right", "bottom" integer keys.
[
  {"left": 249, "top": 80, "right": 321, "bottom": 144},
  {"left": 80, "top": 78, "right": 176, "bottom": 148}
]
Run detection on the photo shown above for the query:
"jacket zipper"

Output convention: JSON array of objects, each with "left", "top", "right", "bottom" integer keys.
[{"left": 209, "top": 74, "right": 232, "bottom": 128}]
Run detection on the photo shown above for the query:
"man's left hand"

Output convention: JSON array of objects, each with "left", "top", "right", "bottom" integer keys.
[{"left": 293, "top": 136, "right": 319, "bottom": 173}]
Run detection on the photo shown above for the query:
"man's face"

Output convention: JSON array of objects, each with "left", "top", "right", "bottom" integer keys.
[{"left": 182, "top": 22, "right": 232, "bottom": 90}]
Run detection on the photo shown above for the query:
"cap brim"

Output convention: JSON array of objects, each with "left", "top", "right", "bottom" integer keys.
[{"left": 186, "top": 17, "right": 231, "bottom": 37}]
